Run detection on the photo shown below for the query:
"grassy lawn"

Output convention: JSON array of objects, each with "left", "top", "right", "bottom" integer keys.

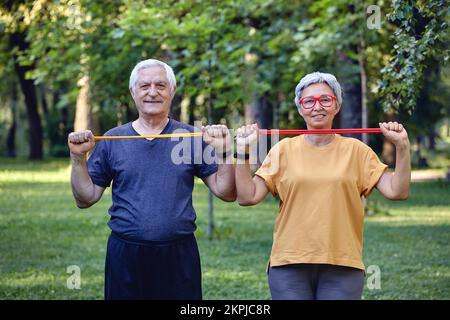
[{"left": 0, "top": 158, "right": 449, "bottom": 299}]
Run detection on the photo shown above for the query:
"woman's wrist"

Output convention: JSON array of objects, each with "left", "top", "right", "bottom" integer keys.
[
  {"left": 218, "top": 149, "right": 233, "bottom": 159},
  {"left": 395, "top": 139, "right": 410, "bottom": 151}
]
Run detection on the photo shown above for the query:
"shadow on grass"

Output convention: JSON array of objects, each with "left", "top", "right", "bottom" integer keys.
[{"left": 0, "top": 157, "right": 70, "bottom": 172}]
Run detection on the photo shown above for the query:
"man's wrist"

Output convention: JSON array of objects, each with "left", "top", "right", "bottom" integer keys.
[{"left": 70, "top": 153, "right": 87, "bottom": 164}]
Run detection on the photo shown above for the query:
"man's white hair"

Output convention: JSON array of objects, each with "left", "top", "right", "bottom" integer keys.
[
  {"left": 129, "top": 59, "right": 176, "bottom": 94},
  {"left": 294, "top": 72, "right": 343, "bottom": 108}
]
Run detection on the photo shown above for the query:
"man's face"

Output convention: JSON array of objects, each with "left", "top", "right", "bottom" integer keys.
[{"left": 132, "top": 66, "right": 175, "bottom": 118}]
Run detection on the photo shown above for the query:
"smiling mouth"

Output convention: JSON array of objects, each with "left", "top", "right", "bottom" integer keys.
[
  {"left": 143, "top": 100, "right": 163, "bottom": 104},
  {"left": 312, "top": 114, "right": 326, "bottom": 118}
]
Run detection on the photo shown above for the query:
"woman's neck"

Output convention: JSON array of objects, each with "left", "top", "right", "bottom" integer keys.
[{"left": 304, "top": 133, "right": 335, "bottom": 147}]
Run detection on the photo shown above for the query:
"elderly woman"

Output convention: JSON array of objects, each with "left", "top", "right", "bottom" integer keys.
[{"left": 235, "top": 72, "right": 411, "bottom": 300}]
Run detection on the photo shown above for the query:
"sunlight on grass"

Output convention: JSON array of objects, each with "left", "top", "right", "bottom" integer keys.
[{"left": 0, "top": 166, "right": 71, "bottom": 183}]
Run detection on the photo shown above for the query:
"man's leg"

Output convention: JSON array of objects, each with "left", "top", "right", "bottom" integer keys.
[
  {"left": 104, "top": 233, "right": 141, "bottom": 300},
  {"left": 105, "top": 233, "right": 202, "bottom": 300},
  {"left": 140, "top": 233, "right": 202, "bottom": 300}
]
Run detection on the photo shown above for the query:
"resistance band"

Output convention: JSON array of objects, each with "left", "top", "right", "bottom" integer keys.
[{"left": 94, "top": 128, "right": 382, "bottom": 140}]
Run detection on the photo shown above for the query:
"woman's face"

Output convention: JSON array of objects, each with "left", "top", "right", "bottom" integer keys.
[{"left": 297, "top": 83, "right": 340, "bottom": 130}]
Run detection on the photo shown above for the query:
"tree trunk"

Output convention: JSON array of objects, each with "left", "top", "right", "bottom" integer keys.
[
  {"left": 170, "top": 94, "right": 182, "bottom": 121},
  {"left": 358, "top": 39, "right": 369, "bottom": 145},
  {"left": 124, "top": 103, "right": 136, "bottom": 124},
  {"left": 6, "top": 83, "right": 17, "bottom": 157},
  {"left": 188, "top": 96, "right": 196, "bottom": 125},
  {"left": 245, "top": 94, "right": 273, "bottom": 129},
  {"left": 91, "top": 109, "right": 101, "bottom": 136},
  {"left": 40, "top": 85, "right": 48, "bottom": 115},
  {"left": 337, "top": 52, "right": 362, "bottom": 140},
  {"left": 245, "top": 94, "right": 273, "bottom": 164},
  {"left": 428, "top": 128, "right": 436, "bottom": 151},
  {"left": 74, "top": 76, "right": 92, "bottom": 132},
  {"left": 10, "top": 32, "right": 43, "bottom": 160}
]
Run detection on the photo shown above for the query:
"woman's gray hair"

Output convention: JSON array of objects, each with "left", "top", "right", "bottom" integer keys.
[
  {"left": 294, "top": 72, "right": 343, "bottom": 108},
  {"left": 129, "top": 59, "right": 176, "bottom": 95}
]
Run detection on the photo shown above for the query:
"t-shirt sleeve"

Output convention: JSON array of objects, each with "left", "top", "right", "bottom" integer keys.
[
  {"left": 87, "top": 140, "right": 113, "bottom": 188},
  {"left": 361, "top": 147, "right": 388, "bottom": 198},
  {"left": 255, "top": 143, "right": 281, "bottom": 196},
  {"left": 194, "top": 138, "right": 218, "bottom": 178}
]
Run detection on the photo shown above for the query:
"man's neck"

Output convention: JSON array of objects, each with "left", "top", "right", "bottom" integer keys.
[{"left": 133, "top": 116, "right": 169, "bottom": 135}]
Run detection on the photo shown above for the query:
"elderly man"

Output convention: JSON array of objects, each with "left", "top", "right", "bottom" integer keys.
[{"left": 68, "top": 59, "right": 236, "bottom": 300}]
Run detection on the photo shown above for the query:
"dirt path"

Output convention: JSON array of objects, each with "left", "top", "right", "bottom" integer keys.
[{"left": 411, "top": 169, "right": 447, "bottom": 182}]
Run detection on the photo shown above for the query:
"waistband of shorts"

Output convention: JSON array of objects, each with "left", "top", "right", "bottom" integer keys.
[{"left": 110, "top": 232, "right": 195, "bottom": 247}]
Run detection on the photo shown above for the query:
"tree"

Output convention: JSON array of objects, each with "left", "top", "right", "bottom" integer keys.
[
  {"left": 379, "top": 0, "right": 449, "bottom": 114},
  {"left": 1, "top": 0, "right": 43, "bottom": 159},
  {"left": 292, "top": 0, "right": 391, "bottom": 143},
  {"left": 378, "top": 0, "right": 449, "bottom": 166}
]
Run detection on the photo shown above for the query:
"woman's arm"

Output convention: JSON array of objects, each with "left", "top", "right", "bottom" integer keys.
[
  {"left": 235, "top": 124, "right": 269, "bottom": 206},
  {"left": 236, "top": 161, "right": 269, "bottom": 206},
  {"left": 376, "top": 122, "right": 411, "bottom": 200}
]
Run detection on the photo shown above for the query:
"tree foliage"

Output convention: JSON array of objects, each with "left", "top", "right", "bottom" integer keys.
[
  {"left": 0, "top": 0, "right": 448, "bottom": 158},
  {"left": 379, "top": 0, "right": 449, "bottom": 113}
]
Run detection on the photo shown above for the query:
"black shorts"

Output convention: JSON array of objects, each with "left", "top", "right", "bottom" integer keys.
[{"left": 105, "top": 232, "right": 202, "bottom": 300}]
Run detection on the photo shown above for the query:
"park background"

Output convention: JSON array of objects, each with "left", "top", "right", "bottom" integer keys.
[{"left": 0, "top": 0, "right": 449, "bottom": 299}]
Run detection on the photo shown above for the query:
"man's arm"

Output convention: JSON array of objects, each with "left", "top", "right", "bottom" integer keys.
[
  {"left": 376, "top": 122, "right": 411, "bottom": 200},
  {"left": 202, "top": 162, "right": 236, "bottom": 202},
  {"left": 201, "top": 125, "right": 236, "bottom": 202},
  {"left": 68, "top": 130, "right": 106, "bottom": 208}
]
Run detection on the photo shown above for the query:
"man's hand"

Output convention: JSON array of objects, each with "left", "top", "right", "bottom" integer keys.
[
  {"left": 68, "top": 130, "right": 96, "bottom": 160},
  {"left": 379, "top": 122, "right": 410, "bottom": 149},
  {"left": 236, "top": 123, "right": 259, "bottom": 153},
  {"left": 202, "top": 125, "right": 232, "bottom": 154}
]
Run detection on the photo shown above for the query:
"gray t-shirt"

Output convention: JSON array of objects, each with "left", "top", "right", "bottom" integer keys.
[{"left": 87, "top": 118, "right": 218, "bottom": 241}]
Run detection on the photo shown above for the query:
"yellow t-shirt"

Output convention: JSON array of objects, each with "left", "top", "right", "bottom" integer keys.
[{"left": 255, "top": 134, "right": 387, "bottom": 270}]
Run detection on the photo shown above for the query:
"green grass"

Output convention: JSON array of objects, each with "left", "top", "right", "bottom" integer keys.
[{"left": 0, "top": 158, "right": 449, "bottom": 299}]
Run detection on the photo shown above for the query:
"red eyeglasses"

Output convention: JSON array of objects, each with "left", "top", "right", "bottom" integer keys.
[{"left": 299, "top": 95, "right": 337, "bottom": 109}]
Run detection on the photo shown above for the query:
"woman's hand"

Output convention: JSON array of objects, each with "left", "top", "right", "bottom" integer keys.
[
  {"left": 236, "top": 123, "right": 259, "bottom": 153},
  {"left": 377, "top": 121, "right": 411, "bottom": 200},
  {"left": 379, "top": 122, "right": 410, "bottom": 149}
]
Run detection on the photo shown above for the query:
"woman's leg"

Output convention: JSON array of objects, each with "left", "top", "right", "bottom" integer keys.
[
  {"left": 268, "top": 264, "right": 315, "bottom": 300},
  {"left": 315, "top": 264, "right": 365, "bottom": 300}
]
